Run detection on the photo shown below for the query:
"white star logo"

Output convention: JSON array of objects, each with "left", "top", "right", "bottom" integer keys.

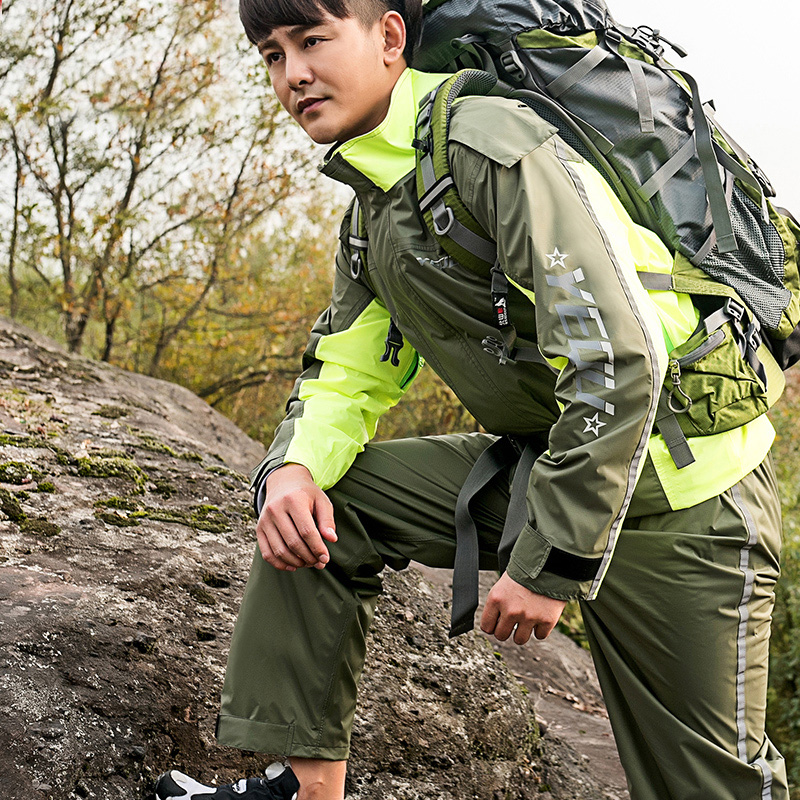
[
  {"left": 546, "top": 248, "right": 569, "bottom": 269},
  {"left": 583, "top": 413, "right": 607, "bottom": 437}
]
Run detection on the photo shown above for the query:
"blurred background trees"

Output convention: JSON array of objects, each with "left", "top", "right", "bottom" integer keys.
[
  {"left": 1, "top": 0, "right": 798, "bottom": 794},
  {"left": 0, "top": 0, "right": 474, "bottom": 445}
]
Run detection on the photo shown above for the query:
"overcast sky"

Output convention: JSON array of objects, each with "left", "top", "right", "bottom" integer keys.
[{"left": 607, "top": 0, "right": 800, "bottom": 213}]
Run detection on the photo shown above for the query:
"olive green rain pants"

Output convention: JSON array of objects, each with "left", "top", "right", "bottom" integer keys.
[{"left": 215, "top": 432, "right": 787, "bottom": 800}]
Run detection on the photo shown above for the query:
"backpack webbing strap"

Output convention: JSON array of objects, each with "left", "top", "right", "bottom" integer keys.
[
  {"left": 451, "top": 434, "right": 603, "bottom": 637},
  {"left": 636, "top": 271, "right": 674, "bottom": 292},
  {"left": 602, "top": 30, "right": 655, "bottom": 135},
  {"left": 655, "top": 388, "right": 696, "bottom": 469},
  {"left": 451, "top": 436, "right": 519, "bottom": 637},
  {"left": 712, "top": 142, "right": 764, "bottom": 198},
  {"left": 705, "top": 103, "right": 775, "bottom": 199},
  {"left": 415, "top": 71, "right": 512, "bottom": 276},
  {"left": 349, "top": 199, "right": 368, "bottom": 280},
  {"left": 658, "top": 62, "right": 738, "bottom": 255},
  {"left": 545, "top": 46, "right": 607, "bottom": 98},
  {"left": 640, "top": 135, "right": 697, "bottom": 201},
  {"left": 704, "top": 298, "right": 768, "bottom": 386},
  {"left": 497, "top": 441, "right": 539, "bottom": 574}
]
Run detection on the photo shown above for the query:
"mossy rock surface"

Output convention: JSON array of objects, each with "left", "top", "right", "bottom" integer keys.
[
  {"left": 19, "top": 517, "right": 60, "bottom": 536},
  {"left": 92, "top": 405, "right": 129, "bottom": 419},
  {"left": 0, "top": 461, "right": 43, "bottom": 484},
  {"left": 77, "top": 455, "right": 146, "bottom": 489},
  {"left": 0, "top": 488, "right": 25, "bottom": 523}
]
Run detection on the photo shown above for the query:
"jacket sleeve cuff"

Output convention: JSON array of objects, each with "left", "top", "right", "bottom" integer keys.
[
  {"left": 248, "top": 453, "right": 294, "bottom": 516},
  {"left": 506, "top": 524, "right": 597, "bottom": 601}
]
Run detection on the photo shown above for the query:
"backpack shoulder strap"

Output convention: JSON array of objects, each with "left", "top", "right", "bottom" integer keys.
[{"left": 414, "top": 70, "right": 513, "bottom": 277}]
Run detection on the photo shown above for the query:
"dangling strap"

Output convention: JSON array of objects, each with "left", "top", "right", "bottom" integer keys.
[
  {"left": 654, "top": 388, "right": 695, "bottom": 470},
  {"left": 497, "top": 442, "right": 539, "bottom": 573},
  {"left": 450, "top": 437, "right": 519, "bottom": 637},
  {"left": 657, "top": 61, "right": 737, "bottom": 254},
  {"left": 602, "top": 29, "right": 655, "bottom": 134}
]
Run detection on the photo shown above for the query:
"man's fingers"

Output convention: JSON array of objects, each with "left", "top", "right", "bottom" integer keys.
[
  {"left": 276, "top": 508, "right": 321, "bottom": 565},
  {"left": 514, "top": 620, "right": 535, "bottom": 645},
  {"left": 480, "top": 600, "right": 500, "bottom": 635},
  {"left": 286, "top": 502, "right": 331, "bottom": 565},
  {"left": 534, "top": 620, "right": 556, "bottom": 640},
  {"left": 264, "top": 520, "right": 305, "bottom": 568},
  {"left": 314, "top": 493, "right": 338, "bottom": 543},
  {"left": 257, "top": 525, "right": 296, "bottom": 571},
  {"left": 493, "top": 614, "right": 517, "bottom": 642}
]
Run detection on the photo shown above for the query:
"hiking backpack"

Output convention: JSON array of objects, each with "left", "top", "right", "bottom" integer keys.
[
  {"left": 406, "top": 0, "right": 800, "bottom": 373},
  {"left": 350, "top": 0, "right": 800, "bottom": 469}
]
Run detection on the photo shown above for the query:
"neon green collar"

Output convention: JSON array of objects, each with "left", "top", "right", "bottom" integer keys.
[{"left": 322, "top": 68, "right": 450, "bottom": 192}]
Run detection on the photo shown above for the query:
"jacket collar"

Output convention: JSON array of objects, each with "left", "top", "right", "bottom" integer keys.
[{"left": 319, "top": 68, "right": 450, "bottom": 193}]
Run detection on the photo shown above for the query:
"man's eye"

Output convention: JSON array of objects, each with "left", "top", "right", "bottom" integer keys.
[
  {"left": 305, "top": 37, "right": 322, "bottom": 48},
  {"left": 264, "top": 52, "right": 282, "bottom": 65}
]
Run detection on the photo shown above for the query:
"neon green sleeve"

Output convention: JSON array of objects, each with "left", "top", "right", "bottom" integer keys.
[{"left": 249, "top": 208, "right": 421, "bottom": 502}]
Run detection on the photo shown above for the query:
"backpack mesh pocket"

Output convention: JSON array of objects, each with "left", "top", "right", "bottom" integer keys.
[{"left": 699, "top": 186, "right": 789, "bottom": 331}]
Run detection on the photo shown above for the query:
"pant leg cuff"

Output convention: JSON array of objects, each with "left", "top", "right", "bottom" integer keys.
[{"left": 215, "top": 714, "right": 350, "bottom": 760}]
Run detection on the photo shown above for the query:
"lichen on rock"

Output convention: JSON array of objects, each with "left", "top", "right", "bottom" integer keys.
[{"left": 0, "top": 316, "right": 626, "bottom": 800}]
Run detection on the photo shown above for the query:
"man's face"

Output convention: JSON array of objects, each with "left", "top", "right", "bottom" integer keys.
[{"left": 259, "top": 11, "right": 397, "bottom": 145}]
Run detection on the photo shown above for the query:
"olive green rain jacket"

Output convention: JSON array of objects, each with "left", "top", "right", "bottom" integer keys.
[{"left": 249, "top": 68, "right": 776, "bottom": 601}]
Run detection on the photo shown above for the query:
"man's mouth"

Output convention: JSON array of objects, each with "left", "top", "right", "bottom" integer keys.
[{"left": 298, "top": 98, "right": 326, "bottom": 114}]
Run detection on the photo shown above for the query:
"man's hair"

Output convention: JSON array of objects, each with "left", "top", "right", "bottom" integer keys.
[{"left": 240, "top": 0, "right": 423, "bottom": 65}]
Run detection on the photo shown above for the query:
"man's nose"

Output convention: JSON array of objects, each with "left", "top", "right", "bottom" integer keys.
[{"left": 285, "top": 51, "right": 313, "bottom": 90}]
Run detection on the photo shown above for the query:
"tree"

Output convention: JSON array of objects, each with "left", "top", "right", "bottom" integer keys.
[{"left": 0, "top": 0, "right": 318, "bottom": 364}]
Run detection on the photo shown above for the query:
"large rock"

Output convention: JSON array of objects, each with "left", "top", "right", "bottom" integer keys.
[{"left": 0, "top": 317, "right": 625, "bottom": 800}]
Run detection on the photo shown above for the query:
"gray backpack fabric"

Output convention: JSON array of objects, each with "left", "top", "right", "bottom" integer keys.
[{"left": 412, "top": 0, "right": 800, "bottom": 369}]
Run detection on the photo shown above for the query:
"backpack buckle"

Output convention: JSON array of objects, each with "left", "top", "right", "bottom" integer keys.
[
  {"left": 350, "top": 252, "right": 363, "bottom": 281},
  {"left": 745, "top": 321, "right": 762, "bottom": 353},
  {"left": 432, "top": 205, "right": 455, "bottom": 236},
  {"left": 748, "top": 159, "right": 776, "bottom": 199},
  {"left": 724, "top": 298, "right": 746, "bottom": 324},
  {"left": 482, "top": 336, "right": 516, "bottom": 366},
  {"left": 499, "top": 49, "right": 528, "bottom": 83}
]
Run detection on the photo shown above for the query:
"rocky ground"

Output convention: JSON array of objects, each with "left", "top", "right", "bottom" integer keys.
[{"left": 0, "top": 316, "right": 627, "bottom": 800}]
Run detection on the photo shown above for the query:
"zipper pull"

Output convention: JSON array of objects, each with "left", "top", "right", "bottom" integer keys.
[
  {"left": 667, "top": 359, "right": 693, "bottom": 413},
  {"left": 381, "top": 319, "right": 404, "bottom": 367}
]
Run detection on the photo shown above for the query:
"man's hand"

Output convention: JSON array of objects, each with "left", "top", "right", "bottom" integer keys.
[
  {"left": 257, "top": 464, "right": 338, "bottom": 572},
  {"left": 481, "top": 571, "right": 567, "bottom": 645}
]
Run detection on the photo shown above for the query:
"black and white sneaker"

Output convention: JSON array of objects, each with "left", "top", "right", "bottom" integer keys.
[{"left": 154, "top": 762, "right": 299, "bottom": 800}]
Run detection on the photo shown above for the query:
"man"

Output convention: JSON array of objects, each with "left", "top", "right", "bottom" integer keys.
[{"left": 156, "top": 1, "right": 786, "bottom": 798}]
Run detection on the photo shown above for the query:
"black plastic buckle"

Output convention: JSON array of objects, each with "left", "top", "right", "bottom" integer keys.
[
  {"left": 412, "top": 136, "right": 431, "bottom": 154},
  {"left": 745, "top": 322, "right": 763, "bottom": 353},
  {"left": 749, "top": 159, "right": 776, "bottom": 199},
  {"left": 482, "top": 336, "right": 516, "bottom": 366},
  {"left": 499, "top": 49, "right": 527, "bottom": 83}
]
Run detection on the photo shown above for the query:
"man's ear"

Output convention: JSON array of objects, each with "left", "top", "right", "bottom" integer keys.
[{"left": 381, "top": 10, "right": 407, "bottom": 66}]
